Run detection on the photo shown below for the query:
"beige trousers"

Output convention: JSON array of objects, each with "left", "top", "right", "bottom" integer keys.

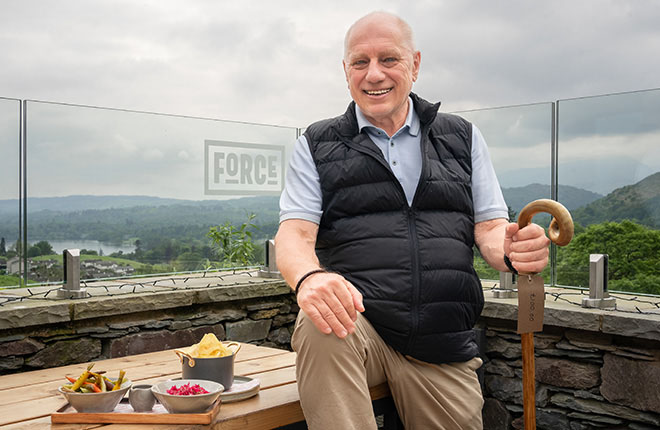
[{"left": 291, "top": 311, "right": 484, "bottom": 430}]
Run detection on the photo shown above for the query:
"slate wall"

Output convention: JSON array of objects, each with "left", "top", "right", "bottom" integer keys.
[
  {"left": 0, "top": 294, "right": 298, "bottom": 373},
  {"left": 480, "top": 317, "right": 660, "bottom": 430}
]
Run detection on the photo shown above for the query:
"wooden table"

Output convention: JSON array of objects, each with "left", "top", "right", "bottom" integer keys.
[{"left": 0, "top": 343, "right": 392, "bottom": 429}]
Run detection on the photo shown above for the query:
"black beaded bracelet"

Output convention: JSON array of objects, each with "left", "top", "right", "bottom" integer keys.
[
  {"left": 295, "top": 269, "right": 326, "bottom": 295},
  {"left": 503, "top": 254, "right": 518, "bottom": 275}
]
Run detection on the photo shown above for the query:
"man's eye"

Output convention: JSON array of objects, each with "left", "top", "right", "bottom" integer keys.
[
  {"left": 352, "top": 60, "right": 368, "bottom": 67},
  {"left": 382, "top": 57, "right": 398, "bottom": 64}
]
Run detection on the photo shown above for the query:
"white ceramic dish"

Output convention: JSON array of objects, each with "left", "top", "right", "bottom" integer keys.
[
  {"left": 151, "top": 379, "right": 223, "bottom": 414},
  {"left": 58, "top": 378, "right": 132, "bottom": 413}
]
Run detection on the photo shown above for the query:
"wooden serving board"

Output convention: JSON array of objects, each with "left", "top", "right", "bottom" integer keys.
[{"left": 51, "top": 398, "right": 221, "bottom": 424}]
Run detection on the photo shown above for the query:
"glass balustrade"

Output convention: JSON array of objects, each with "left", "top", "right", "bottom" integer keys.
[
  {"left": 556, "top": 89, "right": 660, "bottom": 295},
  {"left": 2, "top": 89, "right": 658, "bottom": 296},
  {"left": 23, "top": 100, "right": 297, "bottom": 284},
  {"left": 0, "top": 98, "right": 21, "bottom": 287},
  {"left": 454, "top": 103, "right": 554, "bottom": 280}
]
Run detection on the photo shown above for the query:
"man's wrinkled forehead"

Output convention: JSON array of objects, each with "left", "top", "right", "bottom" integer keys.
[{"left": 343, "top": 12, "right": 415, "bottom": 60}]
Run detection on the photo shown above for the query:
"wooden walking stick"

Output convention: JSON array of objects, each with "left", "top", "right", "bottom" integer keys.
[{"left": 516, "top": 199, "right": 574, "bottom": 430}]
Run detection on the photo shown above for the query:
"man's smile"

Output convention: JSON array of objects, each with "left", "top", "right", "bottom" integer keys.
[{"left": 364, "top": 88, "right": 393, "bottom": 96}]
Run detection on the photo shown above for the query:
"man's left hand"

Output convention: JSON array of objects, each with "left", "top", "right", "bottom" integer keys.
[{"left": 503, "top": 223, "right": 551, "bottom": 274}]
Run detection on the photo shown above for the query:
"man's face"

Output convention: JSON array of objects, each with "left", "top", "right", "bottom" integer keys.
[{"left": 343, "top": 18, "right": 420, "bottom": 132}]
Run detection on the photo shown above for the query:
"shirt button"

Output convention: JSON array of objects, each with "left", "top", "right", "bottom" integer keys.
[
  {"left": 392, "top": 161, "right": 398, "bottom": 166},
  {"left": 390, "top": 141, "right": 394, "bottom": 146}
]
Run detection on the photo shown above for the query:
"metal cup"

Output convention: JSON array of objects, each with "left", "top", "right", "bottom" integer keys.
[
  {"left": 181, "top": 354, "right": 235, "bottom": 390},
  {"left": 177, "top": 342, "right": 241, "bottom": 390},
  {"left": 129, "top": 384, "right": 156, "bottom": 412}
]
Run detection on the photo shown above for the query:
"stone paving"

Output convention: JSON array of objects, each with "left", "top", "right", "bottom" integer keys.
[
  {"left": 481, "top": 279, "right": 660, "bottom": 314},
  {"left": 0, "top": 269, "right": 279, "bottom": 300},
  {"left": 2, "top": 271, "right": 658, "bottom": 311}
]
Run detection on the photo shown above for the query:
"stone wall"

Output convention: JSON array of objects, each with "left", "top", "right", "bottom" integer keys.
[
  {"left": 0, "top": 280, "right": 298, "bottom": 374},
  {"left": 2, "top": 277, "right": 660, "bottom": 430},
  {"left": 480, "top": 318, "right": 660, "bottom": 430}
]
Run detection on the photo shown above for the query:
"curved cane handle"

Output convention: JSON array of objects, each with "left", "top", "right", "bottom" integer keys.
[{"left": 517, "top": 199, "right": 574, "bottom": 247}]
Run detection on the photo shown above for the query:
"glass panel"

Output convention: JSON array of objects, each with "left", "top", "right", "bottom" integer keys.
[
  {"left": 557, "top": 89, "right": 660, "bottom": 295},
  {"left": 0, "top": 98, "right": 21, "bottom": 287},
  {"left": 454, "top": 103, "right": 554, "bottom": 280},
  {"left": 26, "top": 101, "right": 297, "bottom": 283}
]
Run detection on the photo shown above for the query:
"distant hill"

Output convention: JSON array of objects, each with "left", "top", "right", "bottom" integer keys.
[
  {"left": 5, "top": 173, "right": 657, "bottom": 245},
  {"left": 497, "top": 157, "right": 655, "bottom": 195},
  {"left": 502, "top": 184, "right": 603, "bottom": 215},
  {"left": 0, "top": 195, "right": 211, "bottom": 214},
  {"left": 571, "top": 171, "right": 660, "bottom": 228},
  {"left": 0, "top": 195, "right": 281, "bottom": 242}
]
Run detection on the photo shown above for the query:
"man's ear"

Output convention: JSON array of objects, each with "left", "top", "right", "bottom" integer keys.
[
  {"left": 342, "top": 60, "right": 349, "bottom": 82},
  {"left": 412, "top": 51, "right": 421, "bottom": 82}
]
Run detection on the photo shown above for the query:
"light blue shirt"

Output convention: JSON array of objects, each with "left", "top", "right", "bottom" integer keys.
[{"left": 280, "top": 98, "right": 508, "bottom": 224}]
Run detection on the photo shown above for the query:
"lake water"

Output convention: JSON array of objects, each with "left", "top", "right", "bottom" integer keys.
[{"left": 31, "top": 239, "right": 135, "bottom": 256}]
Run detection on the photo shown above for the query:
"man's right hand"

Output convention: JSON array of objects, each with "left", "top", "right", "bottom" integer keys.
[
  {"left": 296, "top": 271, "right": 364, "bottom": 338},
  {"left": 274, "top": 219, "right": 364, "bottom": 339}
]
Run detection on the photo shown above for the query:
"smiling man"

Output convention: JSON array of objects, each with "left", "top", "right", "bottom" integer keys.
[
  {"left": 343, "top": 17, "right": 420, "bottom": 137},
  {"left": 275, "top": 11, "right": 551, "bottom": 430}
]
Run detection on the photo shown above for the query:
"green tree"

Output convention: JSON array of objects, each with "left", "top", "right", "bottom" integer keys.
[
  {"left": 134, "top": 239, "right": 143, "bottom": 259},
  {"left": 507, "top": 206, "right": 517, "bottom": 222},
  {"left": 207, "top": 213, "right": 257, "bottom": 267},
  {"left": 27, "top": 240, "right": 54, "bottom": 257},
  {"left": 27, "top": 246, "right": 39, "bottom": 258},
  {"left": 0, "top": 237, "right": 6, "bottom": 256},
  {"left": 557, "top": 220, "right": 660, "bottom": 294},
  {"left": 473, "top": 250, "right": 499, "bottom": 281},
  {"left": 37, "top": 240, "right": 54, "bottom": 255}
]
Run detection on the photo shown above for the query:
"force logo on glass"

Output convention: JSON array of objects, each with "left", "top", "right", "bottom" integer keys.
[{"left": 205, "top": 140, "right": 285, "bottom": 195}]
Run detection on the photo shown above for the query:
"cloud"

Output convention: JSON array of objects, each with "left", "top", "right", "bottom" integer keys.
[
  {"left": 456, "top": 102, "right": 553, "bottom": 150},
  {"left": 557, "top": 91, "right": 660, "bottom": 138},
  {"left": 142, "top": 149, "right": 164, "bottom": 161},
  {"left": 2, "top": 0, "right": 659, "bottom": 124},
  {"left": 1, "top": 0, "right": 659, "bottom": 200},
  {"left": 559, "top": 132, "right": 660, "bottom": 171}
]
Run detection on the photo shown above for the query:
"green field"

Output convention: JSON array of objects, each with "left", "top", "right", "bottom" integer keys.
[{"left": 0, "top": 274, "right": 23, "bottom": 287}]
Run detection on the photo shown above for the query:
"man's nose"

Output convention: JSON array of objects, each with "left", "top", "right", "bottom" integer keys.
[{"left": 365, "top": 61, "right": 385, "bottom": 82}]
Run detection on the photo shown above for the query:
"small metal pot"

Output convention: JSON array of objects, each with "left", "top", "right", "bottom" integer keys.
[{"left": 176, "top": 342, "right": 241, "bottom": 390}]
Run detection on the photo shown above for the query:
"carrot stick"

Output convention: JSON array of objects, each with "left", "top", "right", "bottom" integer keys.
[{"left": 112, "top": 370, "right": 126, "bottom": 391}]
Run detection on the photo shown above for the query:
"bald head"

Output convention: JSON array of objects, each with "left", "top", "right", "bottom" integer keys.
[{"left": 344, "top": 12, "right": 416, "bottom": 61}]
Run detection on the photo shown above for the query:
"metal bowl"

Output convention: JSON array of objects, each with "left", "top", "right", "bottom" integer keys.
[
  {"left": 151, "top": 379, "right": 224, "bottom": 414},
  {"left": 58, "top": 378, "right": 132, "bottom": 413}
]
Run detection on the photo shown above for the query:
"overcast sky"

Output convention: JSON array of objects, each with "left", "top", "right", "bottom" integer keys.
[
  {"left": 1, "top": 0, "right": 660, "bottom": 201},
  {"left": 2, "top": 0, "right": 659, "bottom": 127}
]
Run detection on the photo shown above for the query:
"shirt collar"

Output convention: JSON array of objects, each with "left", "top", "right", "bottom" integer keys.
[{"left": 355, "top": 97, "right": 420, "bottom": 137}]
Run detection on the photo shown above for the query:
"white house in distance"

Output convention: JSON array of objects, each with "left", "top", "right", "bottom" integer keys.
[{"left": 6, "top": 257, "right": 25, "bottom": 275}]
